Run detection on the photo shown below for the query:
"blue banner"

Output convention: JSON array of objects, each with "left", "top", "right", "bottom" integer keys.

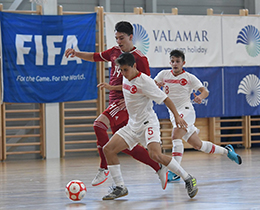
[
  {"left": 224, "top": 66, "right": 260, "bottom": 117},
  {"left": 0, "top": 12, "right": 97, "bottom": 103},
  {"left": 151, "top": 66, "right": 260, "bottom": 119}
]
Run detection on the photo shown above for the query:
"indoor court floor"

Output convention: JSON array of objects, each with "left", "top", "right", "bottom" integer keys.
[{"left": 0, "top": 148, "right": 260, "bottom": 210}]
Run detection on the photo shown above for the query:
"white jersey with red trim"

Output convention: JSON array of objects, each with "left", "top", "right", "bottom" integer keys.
[
  {"left": 122, "top": 72, "right": 167, "bottom": 132},
  {"left": 154, "top": 69, "right": 203, "bottom": 110}
]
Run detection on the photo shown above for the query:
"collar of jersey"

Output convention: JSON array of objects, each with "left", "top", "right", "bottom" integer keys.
[
  {"left": 171, "top": 69, "right": 185, "bottom": 77},
  {"left": 130, "top": 71, "right": 141, "bottom": 81}
]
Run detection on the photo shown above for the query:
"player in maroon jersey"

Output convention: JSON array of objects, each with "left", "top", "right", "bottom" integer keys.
[{"left": 65, "top": 21, "right": 168, "bottom": 189}]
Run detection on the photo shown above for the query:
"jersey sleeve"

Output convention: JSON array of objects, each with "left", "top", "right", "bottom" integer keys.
[
  {"left": 154, "top": 70, "right": 164, "bottom": 83},
  {"left": 93, "top": 47, "right": 113, "bottom": 62},
  {"left": 141, "top": 75, "right": 167, "bottom": 104},
  {"left": 190, "top": 74, "right": 204, "bottom": 91},
  {"left": 136, "top": 56, "right": 151, "bottom": 76}
]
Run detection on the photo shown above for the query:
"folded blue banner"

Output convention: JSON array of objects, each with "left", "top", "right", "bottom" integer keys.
[{"left": 0, "top": 12, "right": 97, "bottom": 103}]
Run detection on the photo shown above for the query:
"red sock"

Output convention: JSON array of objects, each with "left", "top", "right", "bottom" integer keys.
[
  {"left": 111, "top": 122, "right": 161, "bottom": 172},
  {"left": 93, "top": 121, "right": 109, "bottom": 169},
  {"left": 123, "top": 145, "right": 161, "bottom": 172}
]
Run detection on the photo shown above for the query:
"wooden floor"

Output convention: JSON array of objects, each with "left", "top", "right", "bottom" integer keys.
[{"left": 1, "top": 148, "right": 260, "bottom": 210}]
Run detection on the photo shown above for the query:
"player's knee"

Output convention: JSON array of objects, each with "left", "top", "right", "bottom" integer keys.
[
  {"left": 148, "top": 150, "right": 161, "bottom": 163},
  {"left": 193, "top": 144, "right": 201, "bottom": 150},
  {"left": 103, "top": 143, "right": 112, "bottom": 156}
]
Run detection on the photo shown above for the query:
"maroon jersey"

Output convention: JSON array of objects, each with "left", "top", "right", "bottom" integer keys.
[{"left": 93, "top": 46, "right": 150, "bottom": 104}]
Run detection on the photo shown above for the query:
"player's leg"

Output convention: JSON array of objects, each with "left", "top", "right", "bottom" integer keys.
[
  {"left": 187, "top": 132, "right": 242, "bottom": 165},
  {"left": 103, "top": 125, "right": 141, "bottom": 200},
  {"left": 109, "top": 108, "right": 163, "bottom": 176},
  {"left": 147, "top": 142, "right": 198, "bottom": 198},
  {"left": 92, "top": 113, "right": 111, "bottom": 186},
  {"left": 112, "top": 120, "right": 166, "bottom": 189},
  {"left": 112, "top": 120, "right": 161, "bottom": 172},
  {"left": 102, "top": 133, "right": 129, "bottom": 200},
  {"left": 168, "top": 127, "right": 186, "bottom": 182}
]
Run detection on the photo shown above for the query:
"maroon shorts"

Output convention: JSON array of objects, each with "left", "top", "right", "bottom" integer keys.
[{"left": 102, "top": 101, "right": 129, "bottom": 128}]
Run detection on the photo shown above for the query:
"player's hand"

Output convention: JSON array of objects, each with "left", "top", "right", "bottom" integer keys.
[
  {"left": 117, "top": 99, "right": 126, "bottom": 110},
  {"left": 193, "top": 92, "right": 202, "bottom": 104},
  {"left": 175, "top": 116, "right": 188, "bottom": 128},
  {"left": 155, "top": 80, "right": 165, "bottom": 88},
  {"left": 97, "top": 82, "right": 113, "bottom": 90},
  {"left": 65, "top": 48, "right": 76, "bottom": 58}
]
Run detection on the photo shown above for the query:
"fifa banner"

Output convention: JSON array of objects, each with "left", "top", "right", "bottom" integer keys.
[
  {"left": 105, "top": 14, "right": 222, "bottom": 67},
  {"left": 0, "top": 12, "right": 97, "bottom": 103}
]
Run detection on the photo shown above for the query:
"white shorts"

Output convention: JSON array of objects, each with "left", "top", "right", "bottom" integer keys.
[
  {"left": 170, "top": 105, "right": 199, "bottom": 142},
  {"left": 116, "top": 123, "right": 162, "bottom": 151}
]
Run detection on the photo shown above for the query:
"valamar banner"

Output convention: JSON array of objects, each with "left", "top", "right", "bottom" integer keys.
[
  {"left": 222, "top": 16, "right": 260, "bottom": 66},
  {"left": 0, "top": 12, "right": 97, "bottom": 103},
  {"left": 105, "top": 14, "right": 222, "bottom": 67}
]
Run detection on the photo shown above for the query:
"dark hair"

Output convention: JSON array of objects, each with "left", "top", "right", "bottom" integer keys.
[
  {"left": 116, "top": 52, "right": 135, "bottom": 67},
  {"left": 114, "top": 21, "right": 133, "bottom": 36},
  {"left": 170, "top": 49, "right": 185, "bottom": 61}
]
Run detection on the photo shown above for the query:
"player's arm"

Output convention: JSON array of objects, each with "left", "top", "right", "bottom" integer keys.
[
  {"left": 164, "top": 97, "right": 188, "bottom": 128},
  {"left": 193, "top": 87, "right": 209, "bottom": 104},
  {"left": 136, "top": 56, "right": 151, "bottom": 76},
  {"left": 97, "top": 83, "right": 122, "bottom": 91},
  {"left": 65, "top": 48, "right": 95, "bottom": 62}
]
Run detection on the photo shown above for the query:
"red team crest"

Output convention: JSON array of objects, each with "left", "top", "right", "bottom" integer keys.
[
  {"left": 130, "top": 85, "right": 137, "bottom": 94},
  {"left": 179, "top": 78, "right": 188, "bottom": 86}
]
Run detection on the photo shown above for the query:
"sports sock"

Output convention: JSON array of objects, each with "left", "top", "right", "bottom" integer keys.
[
  {"left": 123, "top": 145, "right": 161, "bottom": 172},
  {"left": 172, "top": 139, "right": 184, "bottom": 164},
  {"left": 108, "top": 164, "right": 124, "bottom": 186},
  {"left": 93, "top": 120, "right": 109, "bottom": 169},
  {"left": 166, "top": 158, "right": 189, "bottom": 180},
  {"left": 200, "top": 140, "right": 227, "bottom": 155}
]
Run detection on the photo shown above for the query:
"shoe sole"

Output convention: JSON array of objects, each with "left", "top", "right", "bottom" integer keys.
[
  {"left": 163, "top": 172, "right": 168, "bottom": 190},
  {"left": 189, "top": 189, "right": 198, "bottom": 199},
  {"left": 237, "top": 155, "right": 242, "bottom": 165},
  {"left": 92, "top": 177, "right": 108, "bottom": 186},
  {"left": 102, "top": 192, "right": 128, "bottom": 200}
]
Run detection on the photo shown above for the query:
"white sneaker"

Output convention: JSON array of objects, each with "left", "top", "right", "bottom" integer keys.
[
  {"left": 91, "top": 168, "right": 109, "bottom": 186},
  {"left": 157, "top": 164, "right": 168, "bottom": 190}
]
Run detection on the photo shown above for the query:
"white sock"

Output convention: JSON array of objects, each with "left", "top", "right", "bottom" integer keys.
[
  {"left": 166, "top": 158, "right": 189, "bottom": 180},
  {"left": 172, "top": 139, "right": 184, "bottom": 164},
  {"left": 200, "top": 140, "right": 227, "bottom": 155},
  {"left": 107, "top": 164, "right": 124, "bottom": 187}
]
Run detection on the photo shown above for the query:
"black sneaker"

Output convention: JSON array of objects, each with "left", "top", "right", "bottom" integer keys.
[
  {"left": 185, "top": 174, "right": 198, "bottom": 198},
  {"left": 102, "top": 186, "right": 128, "bottom": 200}
]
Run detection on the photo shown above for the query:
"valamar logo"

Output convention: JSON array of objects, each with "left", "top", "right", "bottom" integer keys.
[
  {"left": 237, "top": 74, "right": 260, "bottom": 107},
  {"left": 132, "top": 24, "right": 150, "bottom": 55},
  {"left": 236, "top": 25, "right": 260, "bottom": 57}
]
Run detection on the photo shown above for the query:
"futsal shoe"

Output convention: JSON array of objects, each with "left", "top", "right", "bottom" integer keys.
[
  {"left": 102, "top": 186, "right": 128, "bottom": 200},
  {"left": 92, "top": 168, "right": 109, "bottom": 186},
  {"left": 167, "top": 171, "right": 181, "bottom": 182},
  {"left": 225, "top": 144, "right": 242, "bottom": 165},
  {"left": 185, "top": 174, "right": 198, "bottom": 198},
  {"left": 157, "top": 164, "right": 168, "bottom": 190}
]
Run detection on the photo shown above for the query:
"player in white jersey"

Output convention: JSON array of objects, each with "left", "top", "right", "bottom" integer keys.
[
  {"left": 102, "top": 52, "right": 198, "bottom": 200},
  {"left": 154, "top": 50, "right": 242, "bottom": 182}
]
